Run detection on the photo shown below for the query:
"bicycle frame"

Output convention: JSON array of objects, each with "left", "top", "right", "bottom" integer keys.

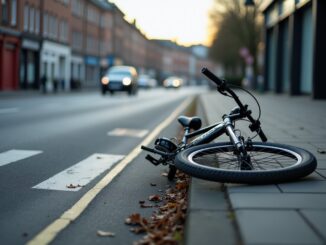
[{"left": 183, "top": 115, "right": 245, "bottom": 151}]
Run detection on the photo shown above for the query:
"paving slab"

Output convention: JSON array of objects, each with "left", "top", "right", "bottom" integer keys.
[
  {"left": 235, "top": 210, "right": 323, "bottom": 245},
  {"left": 278, "top": 180, "right": 326, "bottom": 193},
  {"left": 230, "top": 193, "right": 326, "bottom": 209},
  {"left": 185, "top": 210, "right": 238, "bottom": 245},
  {"left": 300, "top": 210, "right": 326, "bottom": 241},
  {"left": 227, "top": 184, "right": 281, "bottom": 193}
]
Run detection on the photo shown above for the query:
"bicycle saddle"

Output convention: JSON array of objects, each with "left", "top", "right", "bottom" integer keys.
[{"left": 177, "top": 116, "right": 202, "bottom": 130}]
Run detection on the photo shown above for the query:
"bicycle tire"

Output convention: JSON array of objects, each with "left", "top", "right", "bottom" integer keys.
[{"left": 175, "top": 142, "right": 317, "bottom": 184}]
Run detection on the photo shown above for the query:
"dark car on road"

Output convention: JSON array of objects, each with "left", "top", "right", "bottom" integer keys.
[{"left": 101, "top": 66, "right": 138, "bottom": 95}]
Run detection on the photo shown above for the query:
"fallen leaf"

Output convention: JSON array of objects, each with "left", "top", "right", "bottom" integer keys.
[
  {"left": 130, "top": 227, "right": 146, "bottom": 234},
  {"left": 161, "top": 172, "right": 168, "bottom": 177},
  {"left": 140, "top": 203, "right": 154, "bottom": 208},
  {"left": 148, "top": 194, "right": 162, "bottom": 202},
  {"left": 150, "top": 183, "right": 157, "bottom": 186},
  {"left": 66, "top": 184, "right": 83, "bottom": 189},
  {"left": 127, "top": 170, "right": 190, "bottom": 245},
  {"left": 317, "top": 149, "right": 326, "bottom": 154},
  {"left": 97, "top": 230, "right": 115, "bottom": 237},
  {"left": 125, "top": 213, "right": 141, "bottom": 225},
  {"left": 175, "top": 181, "right": 188, "bottom": 190}
]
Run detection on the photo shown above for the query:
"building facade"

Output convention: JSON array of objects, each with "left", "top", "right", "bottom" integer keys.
[
  {"left": 0, "top": 0, "right": 20, "bottom": 90},
  {"left": 0, "top": 0, "right": 218, "bottom": 91},
  {"left": 262, "top": 0, "right": 326, "bottom": 99}
]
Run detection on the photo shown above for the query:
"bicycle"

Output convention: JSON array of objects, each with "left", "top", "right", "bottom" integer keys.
[{"left": 141, "top": 68, "right": 317, "bottom": 184}]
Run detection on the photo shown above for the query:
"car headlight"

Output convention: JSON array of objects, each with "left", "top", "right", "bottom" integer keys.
[
  {"left": 101, "top": 77, "right": 109, "bottom": 85},
  {"left": 122, "top": 77, "right": 132, "bottom": 86},
  {"left": 173, "top": 80, "right": 180, "bottom": 87}
]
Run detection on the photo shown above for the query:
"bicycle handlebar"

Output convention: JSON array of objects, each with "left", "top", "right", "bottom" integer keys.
[
  {"left": 201, "top": 67, "right": 224, "bottom": 86},
  {"left": 201, "top": 67, "right": 267, "bottom": 142}
]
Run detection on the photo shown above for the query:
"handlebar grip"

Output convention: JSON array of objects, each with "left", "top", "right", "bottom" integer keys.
[
  {"left": 258, "top": 129, "right": 268, "bottom": 142},
  {"left": 201, "top": 67, "right": 223, "bottom": 86}
]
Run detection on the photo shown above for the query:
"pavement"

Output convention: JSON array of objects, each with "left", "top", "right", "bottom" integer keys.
[{"left": 186, "top": 90, "right": 326, "bottom": 245}]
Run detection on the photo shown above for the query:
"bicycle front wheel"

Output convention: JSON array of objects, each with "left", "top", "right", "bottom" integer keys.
[{"left": 175, "top": 142, "right": 317, "bottom": 184}]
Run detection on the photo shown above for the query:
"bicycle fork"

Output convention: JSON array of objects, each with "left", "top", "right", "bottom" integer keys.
[{"left": 224, "top": 117, "right": 253, "bottom": 170}]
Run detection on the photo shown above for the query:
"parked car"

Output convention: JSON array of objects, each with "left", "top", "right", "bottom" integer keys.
[
  {"left": 101, "top": 66, "right": 138, "bottom": 95},
  {"left": 163, "top": 76, "right": 183, "bottom": 89},
  {"left": 137, "top": 74, "right": 157, "bottom": 89}
]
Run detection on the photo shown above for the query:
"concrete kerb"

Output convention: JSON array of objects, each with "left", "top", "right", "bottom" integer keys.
[{"left": 184, "top": 94, "right": 240, "bottom": 245}]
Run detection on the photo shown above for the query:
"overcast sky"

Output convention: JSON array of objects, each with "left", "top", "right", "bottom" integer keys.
[{"left": 109, "top": 0, "right": 214, "bottom": 46}]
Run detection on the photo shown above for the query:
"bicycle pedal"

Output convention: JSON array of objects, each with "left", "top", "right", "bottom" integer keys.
[{"left": 145, "top": 154, "right": 160, "bottom": 166}]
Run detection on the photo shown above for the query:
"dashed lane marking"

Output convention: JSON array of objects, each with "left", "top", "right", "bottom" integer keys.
[
  {"left": 33, "top": 153, "right": 124, "bottom": 191},
  {"left": 108, "top": 128, "right": 149, "bottom": 138},
  {"left": 27, "top": 96, "right": 194, "bottom": 245},
  {"left": 0, "top": 149, "right": 42, "bottom": 167}
]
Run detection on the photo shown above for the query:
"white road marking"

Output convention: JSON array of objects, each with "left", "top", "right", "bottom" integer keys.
[
  {"left": 108, "top": 128, "right": 149, "bottom": 138},
  {"left": 0, "top": 149, "right": 42, "bottom": 167},
  {"left": 0, "top": 107, "right": 19, "bottom": 114},
  {"left": 33, "top": 153, "right": 124, "bottom": 191}
]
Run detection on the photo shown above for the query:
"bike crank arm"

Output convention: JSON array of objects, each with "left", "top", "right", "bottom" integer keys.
[{"left": 141, "top": 145, "right": 175, "bottom": 157}]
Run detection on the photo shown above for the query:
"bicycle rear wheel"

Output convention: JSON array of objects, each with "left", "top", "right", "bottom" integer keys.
[{"left": 175, "top": 142, "right": 317, "bottom": 184}]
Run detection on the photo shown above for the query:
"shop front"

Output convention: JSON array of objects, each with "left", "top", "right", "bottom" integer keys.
[
  {"left": 40, "top": 41, "right": 71, "bottom": 92},
  {"left": 20, "top": 38, "right": 40, "bottom": 90},
  {"left": 84, "top": 56, "right": 100, "bottom": 88},
  {"left": 0, "top": 30, "right": 20, "bottom": 91},
  {"left": 71, "top": 55, "right": 85, "bottom": 90}
]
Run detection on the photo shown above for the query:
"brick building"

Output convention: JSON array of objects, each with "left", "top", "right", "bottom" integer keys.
[
  {"left": 0, "top": 0, "right": 20, "bottom": 90},
  {"left": 0, "top": 0, "right": 217, "bottom": 91}
]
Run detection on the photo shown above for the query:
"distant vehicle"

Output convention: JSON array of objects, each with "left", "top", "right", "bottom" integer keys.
[
  {"left": 137, "top": 74, "right": 157, "bottom": 89},
  {"left": 101, "top": 66, "right": 138, "bottom": 95},
  {"left": 163, "top": 76, "right": 183, "bottom": 89}
]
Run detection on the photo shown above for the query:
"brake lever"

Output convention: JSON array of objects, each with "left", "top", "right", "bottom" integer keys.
[{"left": 218, "top": 87, "right": 229, "bottom": 96}]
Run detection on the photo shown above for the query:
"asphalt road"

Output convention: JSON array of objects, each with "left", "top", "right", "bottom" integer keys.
[{"left": 0, "top": 87, "right": 206, "bottom": 245}]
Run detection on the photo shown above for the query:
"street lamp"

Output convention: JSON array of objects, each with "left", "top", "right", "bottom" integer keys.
[{"left": 244, "top": 0, "right": 255, "bottom": 7}]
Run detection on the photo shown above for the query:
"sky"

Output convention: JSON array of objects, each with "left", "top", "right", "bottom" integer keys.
[{"left": 109, "top": 0, "right": 214, "bottom": 47}]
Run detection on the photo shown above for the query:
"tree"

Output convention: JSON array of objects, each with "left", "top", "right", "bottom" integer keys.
[{"left": 209, "top": 0, "right": 263, "bottom": 84}]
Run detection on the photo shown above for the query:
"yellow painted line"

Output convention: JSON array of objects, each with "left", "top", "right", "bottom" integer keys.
[{"left": 26, "top": 96, "right": 194, "bottom": 245}]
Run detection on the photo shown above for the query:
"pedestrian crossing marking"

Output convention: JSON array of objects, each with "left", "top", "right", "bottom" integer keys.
[
  {"left": 32, "top": 153, "right": 124, "bottom": 192},
  {"left": 0, "top": 149, "right": 42, "bottom": 167},
  {"left": 108, "top": 128, "right": 149, "bottom": 138}
]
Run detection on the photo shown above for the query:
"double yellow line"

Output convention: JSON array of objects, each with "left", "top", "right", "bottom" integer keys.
[{"left": 27, "top": 97, "right": 194, "bottom": 245}]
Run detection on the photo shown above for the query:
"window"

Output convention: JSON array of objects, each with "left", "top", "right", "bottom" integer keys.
[
  {"left": 24, "top": 4, "right": 29, "bottom": 31},
  {"left": 72, "top": 0, "right": 83, "bottom": 17},
  {"left": 35, "top": 9, "right": 40, "bottom": 33},
  {"left": 29, "top": 7, "right": 35, "bottom": 33},
  {"left": 60, "top": 20, "right": 68, "bottom": 42},
  {"left": 43, "top": 12, "right": 48, "bottom": 36},
  {"left": 10, "top": 0, "right": 17, "bottom": 26},
  {"left": 1, "top": 0, "right": 8, "bottom": 23},
  {"left": 53, "top": 16, "right": 58, "bottom": 38},
  {"left": 72, "top": 31, "right": 83, "bottom": 50}
]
